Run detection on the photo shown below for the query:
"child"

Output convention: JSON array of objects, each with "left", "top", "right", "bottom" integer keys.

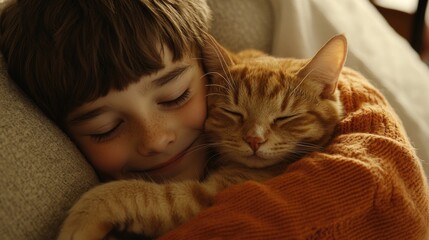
[{"left": 1, "top": 0, "right": 428, "bottom": 239}]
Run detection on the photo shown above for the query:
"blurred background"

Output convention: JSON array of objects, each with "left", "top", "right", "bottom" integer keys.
[
  {"left": 0, "top": 0, "right": 427, "bottom": 64},
  {"left": 371, "top": 0, "right": 429, "bottom": 65}
]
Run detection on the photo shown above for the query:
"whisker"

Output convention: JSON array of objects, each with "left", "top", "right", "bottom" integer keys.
[
  {"left": 205, "top": 83, "right": 229, "bottom": 90},
  {"left": 204, "top": 34, "right": 236, "bottom": 91},
  {"left": 206, "top": 152, "right": 222, "bottom": 162},
  {"left": 296, "top": 142, "right": 323, "bottom": 151},
  {"left": 187, "top": 142, "right": 221, "bottom": 151},
  {"left": 201, "top": 71, "right": 230, "bottom": 85},
  {"left": 290, "top": 68, "right": 317, "bottom": 96},
  {"left": 200, "top": 70, "right": 234, "bottom": 98},
  {"left": 184, "top": 142, "right": 223, "bottom": 155},
  {"left": 206, "top": 93, "right": 229, "bottom": 98}
]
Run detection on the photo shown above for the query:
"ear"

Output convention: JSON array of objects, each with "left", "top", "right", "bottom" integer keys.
[
  {"left": 201, "top": 34, "right": 236, "bottom": 80},
  {"left": 298, "top": 34, "right": 347, "bottom": 98}
]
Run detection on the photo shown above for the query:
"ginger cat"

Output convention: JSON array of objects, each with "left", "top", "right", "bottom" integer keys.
[{"left": 58, "top": 34, "right": 346, "bottom": 239}]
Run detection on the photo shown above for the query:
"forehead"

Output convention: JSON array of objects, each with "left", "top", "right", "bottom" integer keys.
[
  {"left": 219, "top": 59, "right": 311, "bottom": 114},
  {"left": 209, "top": 63, "right": 284, "bottom": 115},
  {"left": 67, "top": 47, "right": 199, "bottom": 123},
  {"left": 231, "top": 62, "right": 291, "bottom": 99}
]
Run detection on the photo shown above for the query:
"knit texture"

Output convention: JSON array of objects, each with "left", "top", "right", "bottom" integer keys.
[{"left": 161, "top": 69, "right": 429, "bottom": 239}]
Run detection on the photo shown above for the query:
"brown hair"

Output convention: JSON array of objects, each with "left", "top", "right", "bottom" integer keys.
[{"left": 0, "top": 0, "right": 211, "bottom": 127}]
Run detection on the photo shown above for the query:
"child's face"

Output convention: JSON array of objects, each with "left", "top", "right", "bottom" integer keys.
[{"left": 66, "top": 48, "right": 208, "bottom": 182}]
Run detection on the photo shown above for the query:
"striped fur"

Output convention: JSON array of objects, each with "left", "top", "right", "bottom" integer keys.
[
  {"left": 58, "top": 35, "right": 346, "bottom": 239},
  {"left": 204, "top": 35, "right": 346, "bottom": 169}
]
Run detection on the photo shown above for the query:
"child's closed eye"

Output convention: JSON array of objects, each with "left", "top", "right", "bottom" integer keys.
[
  {"left": 90, "top": 121, "right": 124, "bottom": 142},
  {"left": 159, "top": 89, "right": 191, "bottom": 108}
]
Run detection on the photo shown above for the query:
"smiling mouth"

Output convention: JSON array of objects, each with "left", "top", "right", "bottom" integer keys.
[
  {"left": 144, "top": 151, "right": 187, "bottom": 173},
  {"left": 138, "top": 139, "right": 197, "bottom": 173}
]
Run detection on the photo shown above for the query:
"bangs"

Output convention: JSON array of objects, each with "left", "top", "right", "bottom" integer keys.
[{"left": 62, "top": 0, "right": 196, "bottom": 114}]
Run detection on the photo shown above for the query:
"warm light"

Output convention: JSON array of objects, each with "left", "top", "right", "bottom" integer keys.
[
  {"left": 373, "top": 0, "right": 429, "bottom": 23},
  {"left": 373, "top": 0, "right": 418, "bottom": 13}
]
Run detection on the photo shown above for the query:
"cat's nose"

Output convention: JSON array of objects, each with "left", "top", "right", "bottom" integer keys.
[{"left": 245, "top": 136, "right": 266, "bottom": 152}]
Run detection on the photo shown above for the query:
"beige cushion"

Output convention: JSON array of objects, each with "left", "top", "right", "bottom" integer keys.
[
  {"left": 207, "top": 0, "right": 273, "bottom": 53},
  {"left": 0, "top": 55, "right": 99, "bottom": 239}
]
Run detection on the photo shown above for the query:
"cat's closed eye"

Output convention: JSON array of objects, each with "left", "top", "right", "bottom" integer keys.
[
  {"left": 220, "top": 107, "right": 243, "bottom": 120},
  {"left": 274, "top": 114, "right": 301, "bottom": 123}
]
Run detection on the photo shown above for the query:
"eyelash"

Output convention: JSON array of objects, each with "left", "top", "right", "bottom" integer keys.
[
  {"left": 160, "top": 89, "right": 191, "bottom": 107},
  {"left": 89, "top": 90, "right": 190, "bottom": 142},
  {"left": 90, "top": 122, "right": 123, "bottom": 143}
]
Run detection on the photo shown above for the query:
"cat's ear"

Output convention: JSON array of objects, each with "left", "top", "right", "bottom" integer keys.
[
  {"left": 298, "top": 34, "right": 347, "bottom": 98},
  {"left": 201, "top": 34, "right": 236, "bottom": 76}
]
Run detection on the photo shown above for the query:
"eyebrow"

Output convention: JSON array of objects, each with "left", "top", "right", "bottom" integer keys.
[{"left": 151, "top": 65, "right": 190, "bottom": 87}]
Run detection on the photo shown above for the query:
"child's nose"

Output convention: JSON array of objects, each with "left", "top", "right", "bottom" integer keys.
[{"left": 136, "top": 125, "right": 175, "bottom": 156}]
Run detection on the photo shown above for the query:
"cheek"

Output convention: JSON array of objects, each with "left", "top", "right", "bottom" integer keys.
[
  {"left": 178, "top": 79, "right": 207, "bottom": 129},
  {"left": 78, "top": 140, "right": 129, "bottom": 176}
]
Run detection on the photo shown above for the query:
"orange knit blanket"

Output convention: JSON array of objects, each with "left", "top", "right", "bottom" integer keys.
[{"left": 160, "top": 69, "right": 429, "bottom": 239}]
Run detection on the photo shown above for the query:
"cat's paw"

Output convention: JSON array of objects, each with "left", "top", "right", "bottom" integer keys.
[
  {"left": 57, "top": 185, "right": 119, "bottom": 240},
  {"left": 57, "top": 213, "right": 112, "bottom": 240}
]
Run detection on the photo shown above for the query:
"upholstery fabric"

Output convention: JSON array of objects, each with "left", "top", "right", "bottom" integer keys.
[
  {"left": 0, "top": 55, "right": 99, "bottom": 239},
  {"left": 207, "top": 0, "right": 273, "bottom": 53}
]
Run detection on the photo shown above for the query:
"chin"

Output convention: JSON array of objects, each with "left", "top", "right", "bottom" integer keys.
[{"left": 228, "top": 155, "right": 282, "bottom": 168}]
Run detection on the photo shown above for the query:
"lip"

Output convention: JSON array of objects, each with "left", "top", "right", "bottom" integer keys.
[{"left": 141, "top": 140, "right": 196, "bottom": 173}]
